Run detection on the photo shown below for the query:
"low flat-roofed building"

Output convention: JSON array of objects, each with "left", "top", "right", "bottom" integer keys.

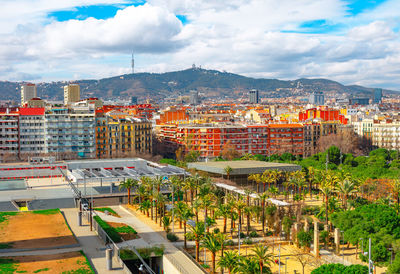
[
  {"left": 188, "top": 160, "right": 301, "bottom": 185},
  {"left": 66, "top": 158, "right": 189, "bottom": 184}
]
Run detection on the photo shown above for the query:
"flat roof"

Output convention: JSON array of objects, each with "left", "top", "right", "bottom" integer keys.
[{"left": 188, "top": 160, "right": 301, "bottom": 175}]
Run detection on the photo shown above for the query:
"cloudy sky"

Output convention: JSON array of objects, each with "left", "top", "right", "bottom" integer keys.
[{"left": 1, "top": 0, "right": 400, "bottom": 89}]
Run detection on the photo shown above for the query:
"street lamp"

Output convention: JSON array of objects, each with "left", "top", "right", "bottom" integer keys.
[
  {"left": 340, "top": 230, "right": 344, "bottom": 263},
  {"left": 285, "top": 257, "right": 289, "bottom": 274}
]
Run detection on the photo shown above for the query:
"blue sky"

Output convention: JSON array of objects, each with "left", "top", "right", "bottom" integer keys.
[{"left": 1, "top": 0, "right": 400, "bottom": 90}]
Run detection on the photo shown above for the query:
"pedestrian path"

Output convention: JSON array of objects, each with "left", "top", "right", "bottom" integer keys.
[
  {"left": 110, "top": 205, "right": 205, "bottom": 274},
  {"left": 0, "top": 246, "right": 81, "bottom": 257},
  {"left": 62, "top": 208, "right": 124, "bottom": 274}
]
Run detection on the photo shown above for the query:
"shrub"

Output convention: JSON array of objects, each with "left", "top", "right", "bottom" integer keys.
[
  {"left": 166, "top": 232, "right": 179, "bottom": 242},
  {"left": 243, "top": 238, "right": 253, "bottom": 245},
  {"left": 225, "top": 239, "right": 235, "bottom": 246},
  {"left": 297, "top": 230, "right": 312, "bottom": 248},
  {"left": 213, "top": 228, "right": 220, "bottom": 234},
  {"left": 93, "top": 216, "right": 122, "bottom": 243},
  {"left": 240, "top": 232, "right": 246, "bottom": 238},
  {"left": 249, "top": 231, "right": 259, "bottom": 238},
  {"left": 311, "top": 263, "right": 368, "bottom": 274}
]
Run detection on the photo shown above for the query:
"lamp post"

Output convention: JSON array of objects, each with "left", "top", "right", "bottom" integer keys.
[
  {"left": 285, "top": 257, "right": 289, "bottom": 274},
  {"left": 340, "top": 230, "right": 344, "bottom": 263},
  {"left": 278, "top": 244, "right": 281, "bottom": 274},
  {"left": 171, "top": 182, "right": 174, "bottom": 233}
]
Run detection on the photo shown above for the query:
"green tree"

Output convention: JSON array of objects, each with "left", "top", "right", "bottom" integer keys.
[
  {"left": 119, "top": 178, "right": 138, "bottom": 205},
  {"left": 202, "top": 233, "right": 222, "bottom": 273},
  {"left": 187, "top": 221, "right": 205, "bottom": 262},
  {"left": 218, "top": 251, "right": 239, "bottom": 274},
  {"left": 251, "top": 244, "right": 273, "bottom": 274},
  {"left": 224, "top": 166, "right": 233, "bottom": 180}
]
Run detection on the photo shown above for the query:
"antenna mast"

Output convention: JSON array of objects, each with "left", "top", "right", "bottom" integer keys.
[{"left": 131, "top": 52, "right": 135, "bottom": 74}]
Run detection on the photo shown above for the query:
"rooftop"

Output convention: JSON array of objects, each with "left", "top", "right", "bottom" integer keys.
[{"left": 188, "top": 160, "right": 301, "bottom": 175}]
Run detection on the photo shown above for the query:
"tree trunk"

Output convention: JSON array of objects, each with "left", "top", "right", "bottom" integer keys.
[
  {"left": 184, "top": 222, "right": 187, "bottom": 249},
  {"left": 196, "top": 240, "right": 200, "bottom": 262},
  {"left": 223, "top": 217, "right": 227, "bottom": 234},
  {"left": 212, "top": 253, "right": 216, "bottom": 274},
  {"left": 262, "top": 200, "right": 265, "bottom": 236},
  {"left": 247, "top": 214, "right": 250, "bottom": 236},
  {"left": 128, "top": 188, "right": 131, "bottom": 205}
]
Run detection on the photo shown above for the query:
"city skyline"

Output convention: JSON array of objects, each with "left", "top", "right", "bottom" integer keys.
[{"left": 1, "top": 0, "right": 400, "bottom": 90}]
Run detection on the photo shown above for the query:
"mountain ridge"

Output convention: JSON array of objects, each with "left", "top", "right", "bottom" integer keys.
[{"left": 0, "top": 68, "right": 395, "bottom": 102}]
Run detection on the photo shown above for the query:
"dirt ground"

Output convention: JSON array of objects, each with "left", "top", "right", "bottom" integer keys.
[
  {"left": 0, "top": 211, "right": 77, "bottom": 249},
  {"left": 108, "top": 221, "right": 139, "bottom": 241},
  {"left": 4, "top": 251, "right": 93, "bottom": 274}
]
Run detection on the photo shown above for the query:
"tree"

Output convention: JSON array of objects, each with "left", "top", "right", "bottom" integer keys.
[
  {"left": 181, "top": 207, "right": 195, "bottom": 249},
  {"left": 162, "top": 216, "right": 172, "bottom": 233},
  {"left": 292, "top": 248, "right": 317, "bottom": 274},
  {"left": 139, "top": 200, "right": 151, "bottom": 217},
  {"left": 216, "top": 204, "right": 230, "bottom": 234},
  {"left": 297, "top": 230, "right": 313, "bottom": 250},
  {"left": 335, "top": 179, "right": 358, "bottom": 210},
  {"left": 202, "top": 233, "right": 222, "bottom": 273},
  {"left": 224, "top": 166, "right": 233, "bottom": 180},
  {"left": 119, "top": 178, "right": 138, "bottom": 205},
  {"left": 187, "top": 221, "right": 205, "bottom": 262},
  {"left": 220, "top": 140, "right": 241, "bottom": 160},
  {"left": 257, "top": 192, "right": 269, "bottom": 236},
  {"left": 251, "top": 244, "right": 273, "bottom": 274},
  {"left": 388, "top": 253, "right": 400, "bottom": 274},
  {"left": 218, "top": 251, "right": 239, "bottom": 274},
  {"left": 311, "top": 263, "right": 368, "bottom": 274}
]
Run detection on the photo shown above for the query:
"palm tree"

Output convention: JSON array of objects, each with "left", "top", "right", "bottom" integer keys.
[
  {"left": 216, "top": 203, "right": 230, "bottom": 234},
  {"left": 119, "top": 178, "right": 138, "bottom": 205},
  {"left": 136, "top": 184, "right": 147, "bottom": 209},
  {"left": 187, "top": 221, "right": 205, "bottom": 262},
  {"left": 202, "top": 233, "right": 222, "bottom": 273},
  {"left": 224, "top": 166, "right": 233, "bottom": 180},
  {"left": 237, "top": 256, "right": 260, "bottom": 274},
  {"left": 257, "top": 192, "right": 269, "bottom": 236},
  {"left": 218, "top": 251, "right": 239, "bottom": 274},
  {"left": 181, "top": 207, "right": 195, "bottom": 249},
  {"left": 162, "top": 216, "right": 171, "bottom": 233},
  {"left": 320, "top": 179, "right": 333, "bottom": 227},
  {"left": 251, "top": 244, "right": 273, "bottom": 274},
  {"left": 173, "top": 201, "right": 187, "bottom": 229},
  {"left": 307, "top": 166, "right": 316, "bottom": 198},
  {"left": 139, "top": 200, "right": 151, "bottom": 217},
  {"left": 234, "top": 197, "right": 246, "bottom": 228},
  {"left": 201, "top": 194, "right": 215, "bottom": 233},
  {"left": 248, "top": 173, "right": 263, "bottom": 193},
  {"left": 244, "top": 188, "right": 253, "bottom": 235},
  {"left": 335, "top": 179, "right": 358, "bottom": 210}
]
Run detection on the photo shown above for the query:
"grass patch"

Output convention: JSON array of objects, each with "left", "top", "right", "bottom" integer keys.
[
  {"left": 32, "top": 209, "right": 60, "bottom": 215},
  {"left": 93, "top": 216, "right": 122, "bottom": 243},
  {"left": 16, "top": 271, "right": 27, "bottom": 273},
  {"left": 33, "top": 268, "right": 50, "bottom": 273},
  {"left": 114, "top": 226, "right": 137, "bottom": 234},
  {"left": 0, "top": 212, "right": 18, "bottom": 223},
  {"left": 0, "top": 243, "right": 13, "bottom": 249},
  {"left": 78, "top": 250, "right": 95, "bottom": 273},
  {"left": 94, "top": 207, "right": 120, "bottom": 217},
  {"left": 120, "top": 246, "right": 165, "bottom": 261},
  {"left": 0, "top": 258, "right": 18, "bottom": 273}
]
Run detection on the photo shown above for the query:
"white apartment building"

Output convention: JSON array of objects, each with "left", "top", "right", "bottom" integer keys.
[
  {"left": 372, "top": 122, "right": 400, "bottom": 151},
  {"left": 21, "top": 84, "right": 37, "bottom": 106},
  {"left": 0, "top": 109, "right": 19, "bottom": 158},
  {"left": 19, "top": 108, "right": 46, "bottom": 156},
  {"left": 352, "top": 118, "right": 373, "bottom": 139}
]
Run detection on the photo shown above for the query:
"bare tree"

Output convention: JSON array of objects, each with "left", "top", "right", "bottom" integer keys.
[{"left": 292, "top": 248, "right": 318, "bottom": 274}]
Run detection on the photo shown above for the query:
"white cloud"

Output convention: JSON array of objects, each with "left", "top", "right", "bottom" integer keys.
[{"left": 1, "top": 0, "right": 400, "bottom": 90}]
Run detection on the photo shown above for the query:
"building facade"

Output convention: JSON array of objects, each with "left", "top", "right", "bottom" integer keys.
[
  {"left": 64, "top": 84, "right": 81, "bottom": 105},
  {"left": 249, "top": 89, "right": 259, "bottom": 104},
  {"left": 21, "top": 84, "right": 37, "bottom": 106}
]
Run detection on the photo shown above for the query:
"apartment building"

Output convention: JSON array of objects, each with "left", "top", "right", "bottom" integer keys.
[
  {"left": 64, "top": 84, "right": 80, "bottom": 105},
  {"left": 95, "top": 110, "right": 152, "bottom": 158},
  {"left": 44, "top": 105, "right": 95, "bottom": 159},
  {"left": 21, "top": 84, "right": 37, "bottom": 106},
  {"left": 157, "top": 123, "right": 303, "bottom": 159},
  {"left": 353, "top": 118, "right": 374, "bottom": 139},
  {"left": 19, "top": 107, "right": 46, "bottom": 156},
  {"left": 372, "top": 122, "right": 400, "bottom": 151},
  {"left": 0, "top": 109, "right": 19, "bottom": 160}
]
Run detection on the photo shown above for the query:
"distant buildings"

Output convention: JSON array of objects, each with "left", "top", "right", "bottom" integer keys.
[
  {"left": 189, "top": 90, "right": 200, "bottom": 105},
  {"left": 308, "top": 91, "right": 324, "bottom": 105},
  {"left": 64, "top": 84, "right": 80, "bottom": 105},
  {"left": 131, "top": 96, "right": 138, "bottom": 105},
  {"left": 249, "top": 89, "right": 259, "bottom": 104},
  {"left": 374, "top": 88, "right": 383, "bottom": 104},
  {"left": 351, "top": 98, "right": 370, "bottom": 105},
  {"left": 21, "top": 84, "right": 37, "bottom": 106}
]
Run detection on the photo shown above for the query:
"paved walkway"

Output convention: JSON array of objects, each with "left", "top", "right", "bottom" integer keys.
[
  {"left": 0, "top": 246, "right": 81, "bottom": 257},
  {"left": 109, "top": 205, "right": 205, "bottom": 274},
  {"left": 62, "top": 208, "right": 124, "bottom": 274}
]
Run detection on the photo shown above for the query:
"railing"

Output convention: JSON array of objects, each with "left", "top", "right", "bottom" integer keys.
[{"left": 178, "top": 247, "right": 208, "bottom": 273}]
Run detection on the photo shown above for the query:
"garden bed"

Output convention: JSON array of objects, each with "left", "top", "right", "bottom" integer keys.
[
  {"left": 0, "top": 209, "right": 77, "bottom": 250},
  {"left": 93, "top": 216, "right": 138, "bottom": 243},
  {"left": 0, "top": 251, "right": 94, "bottom": 273}
]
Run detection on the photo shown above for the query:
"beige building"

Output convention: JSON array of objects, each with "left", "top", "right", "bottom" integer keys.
[
  {"left": 27, "top": 98, "right": 46, "bottom": 108},
  {"left": 21, "top": 84, "right": 37, "bottom": 106},
  {"left": 64, "top": 84, "right": 80, "bottom": 105},
  {"left": 372, "top": 122, "right": 400, "bottom": 151}
]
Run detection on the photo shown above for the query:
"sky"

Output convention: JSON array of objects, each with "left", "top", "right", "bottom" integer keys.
[{"left": 1, "top": 0, "right": 400, "bottom": 89}]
